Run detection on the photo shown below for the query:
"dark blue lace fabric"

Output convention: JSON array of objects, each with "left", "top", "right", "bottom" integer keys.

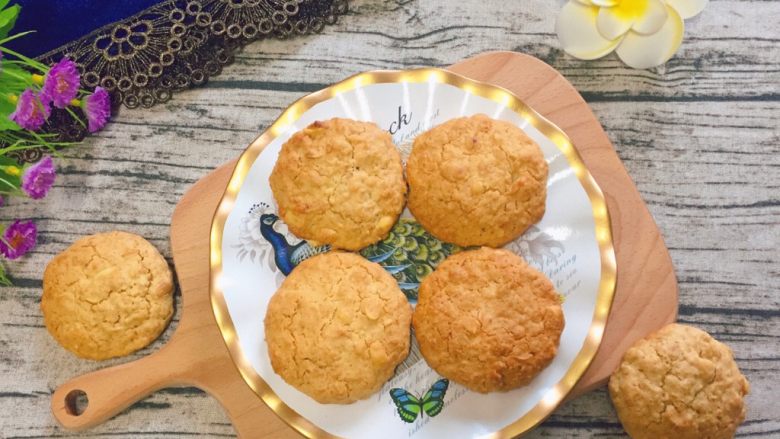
[{"left": 6, "top": 0, "right": 347, "bottom": 163}]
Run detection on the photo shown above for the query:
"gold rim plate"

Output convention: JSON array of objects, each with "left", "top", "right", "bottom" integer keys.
[{"left": 209, "top": 68, "right": 617, "bottom": 438}]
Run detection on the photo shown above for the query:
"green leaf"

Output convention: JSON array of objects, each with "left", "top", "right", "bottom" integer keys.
[
  {"left": 0, "top": 154, "right": 23, "bottom": 167},
  {"left": 0, "top": 262, "right": 12, "bottom": 286},
  {"left": 0, "top": 0, "right": 11, "bottom": 10},
  {"left": 0, "top": 63, "right": 33, "bottom": 89},
  {"left": 0, "top": 162, "right": 22, "bottom": 191},
  {"left": 0, "top": 93, "right": 20, "bottom": 131},
  {"left": 0, "top": 4, "right": 20, "bottom": 40}
]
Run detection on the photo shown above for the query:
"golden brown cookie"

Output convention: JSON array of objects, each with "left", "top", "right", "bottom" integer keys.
[
  {"left": 269, "top": 118, "right": 406, "bottom": 251},
  {"left": 41, "top": 231, "right": 174, "bottom": 360},
  {"left": 413, "top": 247, "right": 564, "bottom": 393},
  {"left": 609, "top": 323, "right": 749, "bottom": 439},
  {"left": 407, "top": 114, "right": 548, "bottom": 247},
  {"left": 264, "top": 252, "right": 412, "bottom": 403}
]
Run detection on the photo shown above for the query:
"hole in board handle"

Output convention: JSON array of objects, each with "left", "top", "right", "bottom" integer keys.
[{"left": 65, "top": 389, "right": 88, "bottom": 416}]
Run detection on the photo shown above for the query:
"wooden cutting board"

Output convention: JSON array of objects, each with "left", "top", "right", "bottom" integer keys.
[{"left": 50, "top": 51, "right": 678, "bottom": 437}]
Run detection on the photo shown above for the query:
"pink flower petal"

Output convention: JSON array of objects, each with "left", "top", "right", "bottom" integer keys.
[
  {"left": 21, "top": 156, "right": 56, "bottom": 200},
  {"left": 84, "top": 87, "right": 111, "bottom": 133},
  {"left": 41, "top": 58, "right": 81, "bottom": 109},
  {"left": 0, "top": 220, "right": 37, "bottom": 260},
  {"left": 9, "top": 89, "right": 50, "bottom": 131}
]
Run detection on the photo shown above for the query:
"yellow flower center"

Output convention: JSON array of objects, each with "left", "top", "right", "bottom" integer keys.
[
  {"left": 611, "top": 0, "right": 650, "bottom": 19},
  {"left": 56, "top": 75, "right": 69, "bottom": 93},
  {"left": 30, "top": 102, "right": 43, "bottom": 119},
  {"left": 10, "top": 233, "right": 23, "bottom": 249},
  {"left": 1, "top": 165, "right": 21, "bottom": 176}
]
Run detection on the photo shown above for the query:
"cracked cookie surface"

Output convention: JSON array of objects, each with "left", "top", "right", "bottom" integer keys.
[
  {"left": 264, "top": 252, "right": 412, "bottom": 403},
  {"left": 407, "top": 114, "right": 548, "bottom": 247},
  {"left": 269, "top": 118, "right": 406, "bottom": 250},
  {"left": 41, "top": 231, "right": 174, "bottom": 360},
  {"left": 609, "top": 323, "right": 749, "bottom": 439},
  {"left": 413, "top": 247, "right": 564, "bottom": 393}
]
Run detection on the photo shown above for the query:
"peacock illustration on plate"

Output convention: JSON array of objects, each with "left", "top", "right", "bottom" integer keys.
[
  {"left": 360, "top": 219, "right": 462, "bottom": 301},
  {"left": 233, "top": 203, "right": 462, "bottom": 300},
  {"left": 234, "top": 202, "right": 566, "bottom": 373}
]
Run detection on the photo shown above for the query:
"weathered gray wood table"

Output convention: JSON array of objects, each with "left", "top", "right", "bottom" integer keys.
[{"left": 2, "top": 1, "right": 778, "bottom": 437}]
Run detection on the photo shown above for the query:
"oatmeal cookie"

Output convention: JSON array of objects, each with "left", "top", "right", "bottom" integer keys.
[
  {"left": 41, "top": 231, "right": 174, "bottom": 360},
  {"left": 609, "top": 323, "right": 749, "bottom": 439},
  {"left": 264, "top": 252, "right": 412, "bottom": 403},
  {"left": 412, "top": 247, "right": 564, "bottom": 392},
  {"left": 406, "top": 114, "right": 548, "bottom": 247},
  {"left": 269, "top": 118, "right": 406, "bottom": 250}
]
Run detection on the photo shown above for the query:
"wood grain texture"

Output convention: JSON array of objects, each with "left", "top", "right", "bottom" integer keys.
[{"left": 1, "top": 0, "right": 778, "bottom": 438}]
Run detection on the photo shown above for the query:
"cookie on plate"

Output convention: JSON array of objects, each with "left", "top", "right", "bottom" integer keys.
[
  {"left": 41, "top": 231, "right": 174, "bottom": 360},
  {"left": 406, "top": 114, "right": 548, "bottom": 247},
  {"left": 269, "top": 118, "right": 406, "bottom": 251},
  {"left": 413, "top": 247, "right": 564, "bottom": 393},
  {"left": 609, "top": 323, "right": 749, "bottom": 439},
  {"left": 264, "top": 252, "right": 412, "bottom": 404}
]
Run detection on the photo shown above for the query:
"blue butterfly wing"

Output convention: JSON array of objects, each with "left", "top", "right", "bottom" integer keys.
[
  {"left": 421, "top": 379, "right": 449, "bottom": 417},
  {"left": 389, "top": 388, "right": 421, "bottom": 423}
]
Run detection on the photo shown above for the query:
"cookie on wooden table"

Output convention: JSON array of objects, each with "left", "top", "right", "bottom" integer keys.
[
  {"left": 609, "top": 323, "right": 749, "bottom": 439},
  {"left": 41, "top": 231, "right": 174, "bottom": 360},
  {"left": 413, "top": 247, "right": 564, "bottom": 393},
  {"left": 407, "top": 114, "right": 548, "bottom": 247},
  {"left": 269, "top": 118, "right": 406, "bottom": 251},
  {"left": 264, "top": 252, "right": 412, "bottom": 404}
]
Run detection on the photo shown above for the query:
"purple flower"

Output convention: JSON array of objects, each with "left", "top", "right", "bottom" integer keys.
[
  {"left": 21, "top": 156, "right": 56, "bottom": 199},
  {"left": 0, "top": 220, "right": 37, "bottom": 260},
  {"left": 40, "top": 57, "right": 80, "bottom": 109},
  {"left": 9, "top": 89, "right": 51, "bottom": 131},
  {"left": 84, "top": 87, "right": 110, "bottom": 133}
]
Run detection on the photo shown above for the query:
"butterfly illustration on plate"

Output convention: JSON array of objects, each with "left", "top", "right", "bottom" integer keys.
[{"left": 389, "top": 378, "right": 450, "bottom": 423}]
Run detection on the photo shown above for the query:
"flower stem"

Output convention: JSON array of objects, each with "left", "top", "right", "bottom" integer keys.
[
  {"left": 64, "top": 107, "right": 86, "bottom": 128},
  {"left": 27, "top": 131, "right": 65, "bottom": 157},
  {"left": 2, "top": 68, "right": 37, "bottom": 85},
  {"left": 0, "top": 46, "right": 48, "bottom": 73},
  {"left": 0, "top": 264, "right": 11, "bottom": 286},
  {"left": 0, "top": 31, "right": 37, "bottom": 46}
]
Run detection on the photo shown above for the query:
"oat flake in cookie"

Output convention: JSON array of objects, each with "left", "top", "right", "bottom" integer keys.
[
  {"left": 406, "top": 114, "right": 548, "bottom": 248},
  {"left": 609, "top": 323, "right": 750, "bottom": 439},
  {"left": 264, "top": 252, "right": 412, "bottom": 404},
  {"left": 413, "top": 247, "right": 564, "bottom": 393},
  {"left": 269, "top": 118, "right": 406, "bottom": 251},
  {"left": 41, "top": 231, "right": 174, "bottom": 360}
]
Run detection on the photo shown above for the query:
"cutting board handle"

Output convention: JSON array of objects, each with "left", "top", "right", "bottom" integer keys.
[{"left": 51, "top": 343, "right": 189, "bottom": 431}]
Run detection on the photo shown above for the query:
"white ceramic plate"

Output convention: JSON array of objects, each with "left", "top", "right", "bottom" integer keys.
[{"left": 210, "top": 69, "right": 616, "bottom": 438}]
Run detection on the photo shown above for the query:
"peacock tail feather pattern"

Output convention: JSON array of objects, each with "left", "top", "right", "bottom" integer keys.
[{"left": 361, "top": 219, "right": 461, "bottom": 301}]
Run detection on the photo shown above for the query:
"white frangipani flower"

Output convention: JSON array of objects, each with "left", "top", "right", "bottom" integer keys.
[{"left": 556, "top": 0, "right": 708, "bottom": 69}]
